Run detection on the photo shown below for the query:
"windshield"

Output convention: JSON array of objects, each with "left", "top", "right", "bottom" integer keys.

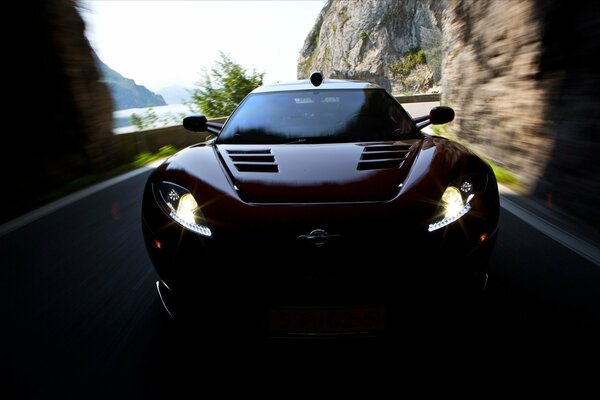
[{"left": 217, "top": 89, "right": 419, "bottom": 144}]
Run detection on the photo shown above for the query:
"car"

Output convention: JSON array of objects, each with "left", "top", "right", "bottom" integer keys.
[{"left": 141, "top": 72, "right": 500, "bottom": 340}]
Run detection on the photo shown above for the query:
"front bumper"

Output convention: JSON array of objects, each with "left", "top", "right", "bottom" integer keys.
[
  {"left": 142, "top": 171, "right": 499, "bottom": 338},
  {"left": 143, "top": 211, "right": 497, "bottom": 291},
  {"left": 144, "top": 214, "right": 497, "bottom": 339}
]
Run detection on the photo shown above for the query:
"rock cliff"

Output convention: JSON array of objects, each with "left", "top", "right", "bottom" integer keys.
[
  {"left": 1, "top": 0, "right": 116, "bottom": 223},
  {"left": 443, "top": 0, "right": 600, "bottom": 227},
  {"left": 442, "top": 1, "right": 552, "bottom": 187},
  {"left": 300, "top": 0, "right": 600, "bottom": 227},
  {"left": 297, "top": 0, "right": 444, "bottom": 94}
]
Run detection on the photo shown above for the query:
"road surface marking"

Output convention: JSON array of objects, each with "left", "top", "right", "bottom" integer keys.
[{"left": 0, "top": 164, "right": 157, "bottom": 237}]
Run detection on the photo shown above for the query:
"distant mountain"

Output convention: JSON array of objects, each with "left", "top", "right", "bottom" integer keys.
[
  {"left": 158, "top": 85, "right": 192, "bottom": 105},
  {"left": 93, "top": 52, "right": 166, "bottom": 110}
]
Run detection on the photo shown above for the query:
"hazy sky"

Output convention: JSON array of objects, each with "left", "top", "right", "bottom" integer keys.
[{"left": 80, "top": 0, "right": 326, "bottom": 92}]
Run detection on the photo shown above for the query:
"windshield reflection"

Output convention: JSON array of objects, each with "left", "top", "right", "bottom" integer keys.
[{"left": 217, "top": 89, "right": 419, "bottom": 144}]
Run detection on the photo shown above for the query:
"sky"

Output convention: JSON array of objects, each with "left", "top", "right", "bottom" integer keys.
[{"left": 79, "top": 0, "right": 327, "bottom": 93}]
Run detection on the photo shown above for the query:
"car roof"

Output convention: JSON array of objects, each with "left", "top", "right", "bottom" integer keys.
[{"left": 251, "top": 79, "right": 383, "bottom": 94}]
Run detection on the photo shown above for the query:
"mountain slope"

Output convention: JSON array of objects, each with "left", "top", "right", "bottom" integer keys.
[
  {"left": 93, "top": 52, "right": 166, "bottom": 110},
  {"left": 158, "top": 85, "right": 192, "bottom": 105},
  {"left": 297, "top": 0, "right": 600, "bottom": 227}
]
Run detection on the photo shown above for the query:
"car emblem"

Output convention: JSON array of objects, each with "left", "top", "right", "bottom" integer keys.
[{"left": 297, "top": 229, "right": 340, "bottom": 248}]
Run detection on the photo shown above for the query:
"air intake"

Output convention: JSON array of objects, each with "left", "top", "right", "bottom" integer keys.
[
  {"left": 357, "top": 144, "right": 412, "bottom": 170},
  {"left": 227, "top": 149, "right": 278, "bottom": 172}
]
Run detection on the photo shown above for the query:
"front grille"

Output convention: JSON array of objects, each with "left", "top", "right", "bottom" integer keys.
[
  {"left": 357, "top": 144, "right": 412, "bottom": 170},
  {"left": 227, "top": 149, "right": 278, "bottom": 172}
]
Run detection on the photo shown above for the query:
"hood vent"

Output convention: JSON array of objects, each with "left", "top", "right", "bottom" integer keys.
[
  {"left": 227, "top": 149, "right": 278, "bottom": 173},
  {"left": 357, "top": 144, "right": 412, "bottom": 171}
]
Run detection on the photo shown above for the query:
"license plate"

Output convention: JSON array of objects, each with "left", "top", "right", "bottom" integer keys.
[{"left": 267, "top": 306, "right": 385, "bottom": 334}]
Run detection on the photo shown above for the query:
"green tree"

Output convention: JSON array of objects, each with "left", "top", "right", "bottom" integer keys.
[
  {"left": 130, "top": 106, "right": 158, "bottom": 131},
  {"left": 190, "top": 52, "right": 264, "bottom": 117}
]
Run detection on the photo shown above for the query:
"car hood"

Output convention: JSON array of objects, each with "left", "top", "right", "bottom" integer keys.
[{"left": 216, "top": 140, "right": 423, "bottom": 203}]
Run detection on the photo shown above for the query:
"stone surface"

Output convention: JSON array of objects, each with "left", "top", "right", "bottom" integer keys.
[
  {"left": 299, "top": 0, "right": 600, "bottom": 228},
  {"left": 1, "top": 0, "right": 115, "bottom": 223},
  {"left": 443, "top": 0, "right": 600, "bottom": 227},
  {"left": 297, "top": 0, "right": 443, "bottom": 94},
  {"left": 442, "top": 0, "right": 552, "bottom": 189}
]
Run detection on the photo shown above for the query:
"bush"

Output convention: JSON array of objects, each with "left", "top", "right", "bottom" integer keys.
[
  {"left": 130, "top": 106, "right": 158, "bottom": 131},
  {"left": 388, "top": 49, "right": 426, "bottom": 77}
]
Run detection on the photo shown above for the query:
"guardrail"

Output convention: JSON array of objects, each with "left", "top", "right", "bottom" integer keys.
[
  {"left": 393, "top": 93, "right": 441, "bottom": 103},
  {"left": 114, "top": 94, "right": 441, "bottom": 162}
]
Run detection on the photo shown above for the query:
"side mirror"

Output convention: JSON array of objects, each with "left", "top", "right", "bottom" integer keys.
[
  {"left": 183, "top": 115, "right": 208, "bottom": 132},
  {"left": 412, "top": 106, "right": 455, "bottom": 130},
  {"left": 429, "top": 106, "right": 455, "bottom": 125}
]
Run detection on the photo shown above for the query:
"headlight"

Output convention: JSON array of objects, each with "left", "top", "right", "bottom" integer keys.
[
  {"left": 428, "top": 176, "right": 482, "bottom": 232},
  {"left": 152, "top": 181, "right": 212, "bottom": 237}
]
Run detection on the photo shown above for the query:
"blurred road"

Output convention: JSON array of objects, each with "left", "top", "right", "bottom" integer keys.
[
  {"left": 2, "top": 154, "right": 599, "bottom": 396},
  {"left": 401, "top": 101, "right": 439, "bottom": 118}
]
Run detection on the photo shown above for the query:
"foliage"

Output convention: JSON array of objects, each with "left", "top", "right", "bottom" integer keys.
[
  {"left": 156, "top": 145, "right": 178, "bottom": 159},
  {"left": 41, "top": 145, "right": 179, "bottom": 208},
  {"left": 323, "top": 45, "right": 333, "bottom": 64},
  {"left": 159, "top": 112, "right": 187, "bottom": 127},
  {"left": 302, "top": 33, "right": 320, "bottom": 77},
  {"left": 337, "top": 5, "right": 350, "bottom": 31},
  {"left": 421, "top": 26, "right": 442, "bottom": 82},
  {"left": 190, "top": 52, "right": 264, "bottom": 117},
  {"left": 388, "top": 49, "right": 426, "bottom": 77},
  {"left": 131, "top": 145, "right": 178, "bottom": 168},
  {"left": 129, "top": 106, "right": 186, "bottom": 131},
  {"left": 130, "top": 106, "right": 158, "bottom": 131},
  {"left": 389, "top": 49, "right": 429, "bottom": 93},
  {"left": 431, "top": 126, "right": 523, "bottom": 189},
  {"left": 431, "top": 125, "right": 447, "bottom": 137},
  {"left": 487, "top": 159, "right": 523, "bottom": 189},
  {"left": 340, "top": 15, "right": 351, "bottom": 30},
  {"left": 359, "top": 31, "right": 369, "bottom": 40}
]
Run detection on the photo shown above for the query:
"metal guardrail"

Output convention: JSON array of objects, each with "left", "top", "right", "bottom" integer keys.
[{"left": 393, "top": 93, "right": 441, "bottom": 103}]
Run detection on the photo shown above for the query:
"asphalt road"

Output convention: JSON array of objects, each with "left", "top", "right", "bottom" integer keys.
[
  {"left": 2, "top": 165, "right": 600, "bottom": 397},
  {"left": 401, "top": 101, "right": 440, "bottom": 119}
]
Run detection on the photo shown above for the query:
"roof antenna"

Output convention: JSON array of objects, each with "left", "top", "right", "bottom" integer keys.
[{"left": 310, "top": 71, "right": 323, "bottom": 87}]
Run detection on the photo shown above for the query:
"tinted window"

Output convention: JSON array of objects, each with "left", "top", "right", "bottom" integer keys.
[{"left": 217, "top": 89, "right": 419, "bottom": 144}]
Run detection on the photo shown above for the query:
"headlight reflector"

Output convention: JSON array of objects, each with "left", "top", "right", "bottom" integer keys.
[
  {"left": 177, "top": 193, "right": 198, "bottom": 225},
  {"left": 441, "top": 186, "right": 464, "bottom": 219},
  {"left": 153, "top": 182, "right": 212, "bottom": 237},
  {"left": 428, "top": 183, "right": 473, "bottom": 232}
]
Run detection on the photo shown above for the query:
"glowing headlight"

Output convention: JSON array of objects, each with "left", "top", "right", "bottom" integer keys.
[
  {"left": 428, "top": 183, "right": 473, "bottom": 232},
  {"left": 153, "top": 182, "right": 212, "bottom": 237},
  {"left": 176, "top": 194, "right": 198, "bottom": 224},
  {"left": 441, "top": 187, "right": 464, "bottom": 219}
]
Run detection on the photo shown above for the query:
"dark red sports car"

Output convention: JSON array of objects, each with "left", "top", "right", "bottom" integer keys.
[{"left": 142, "top": 73, "right": 499, "bottom": 339}]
